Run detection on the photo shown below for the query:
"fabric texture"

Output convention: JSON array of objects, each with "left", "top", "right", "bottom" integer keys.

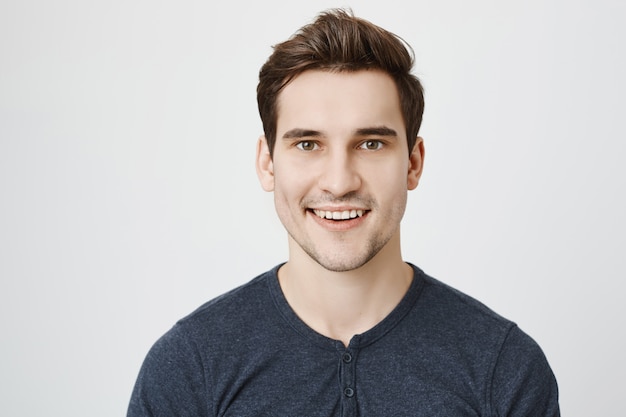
[{"left": 128, "top": 264, "right": 560, "bottom": 417}]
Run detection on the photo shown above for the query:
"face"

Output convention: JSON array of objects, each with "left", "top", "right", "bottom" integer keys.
[{"left": 257, "top": 70, "right": 424, "bottom": 272}]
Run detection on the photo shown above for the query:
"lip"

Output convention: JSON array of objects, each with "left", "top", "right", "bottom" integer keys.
[
  {"left": 307, "top": 208, "right": 369, "bottom": 231},
  {"left": 310, "top": 205, "right": 368, "bottom": 212}
]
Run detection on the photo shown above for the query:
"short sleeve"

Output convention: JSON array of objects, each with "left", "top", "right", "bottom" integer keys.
[
  {"left": 127, "top": 325, "right": 208, "bottom": 417},
  {"left": 490, "top": 325, "right": 560, "bottom": 417}
]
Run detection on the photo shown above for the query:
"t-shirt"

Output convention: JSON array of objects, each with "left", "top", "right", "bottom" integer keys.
[{"left": 128, "top": 264, "right": 560, "bottom": 416}]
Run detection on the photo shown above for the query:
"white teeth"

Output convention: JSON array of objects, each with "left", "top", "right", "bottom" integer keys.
[{"left": 312, "top": 209, "right": 366, "bottom": 220}]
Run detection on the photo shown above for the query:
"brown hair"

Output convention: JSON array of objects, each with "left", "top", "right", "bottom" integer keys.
[{"left": 257, "top": 8, "right": 424, "bottom": 157}]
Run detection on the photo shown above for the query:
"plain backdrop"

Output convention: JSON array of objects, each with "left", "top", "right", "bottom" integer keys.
[{"left": 1, "top": 0, "right": 624, "bottom": 415}]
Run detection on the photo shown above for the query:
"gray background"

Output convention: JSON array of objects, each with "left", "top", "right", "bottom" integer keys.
[{"left": 1, "top": 0, "right": 624, "bottom": 415}]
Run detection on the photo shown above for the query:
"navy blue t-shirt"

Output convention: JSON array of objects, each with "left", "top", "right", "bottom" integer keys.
[{"left": 128, "top": 264, "right": 559, "bottom": 416}]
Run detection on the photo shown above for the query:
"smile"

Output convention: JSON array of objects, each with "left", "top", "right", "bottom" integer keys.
[{"left": 312, "top": 209, "right": 366, "bottom": 220}]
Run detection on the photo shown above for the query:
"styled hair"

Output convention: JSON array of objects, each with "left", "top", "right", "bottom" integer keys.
[{"left": 257, "top": 9, "right": 424, "bottom": 157}]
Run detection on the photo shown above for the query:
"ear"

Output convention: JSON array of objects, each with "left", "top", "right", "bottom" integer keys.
[
  {"left": 407, "top": 136, "right": 425, "bottom": 190},
  {"left": 256, "top": 135, "right": 275, "bottom": 191}
]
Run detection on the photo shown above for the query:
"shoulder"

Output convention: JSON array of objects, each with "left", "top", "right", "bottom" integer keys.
[
  {"left": 413, "top": 267, "right": 515, "bottom": 342},
  {"left": 166, "top": 266, "right": 281, "bottom": 348},
  {"left": 411, "top": 266, "right": 560, "bottom": 416},
  {"left": 413, "top": 266, "right": 553, "bottom": 368},
  {"left": 139, "top": 264, "right": 280, "bottom": 378},
  {"left": 127, "top": 266, "right": 281, "bottom": 416},
  {"left": 180, "top": 267, "right": 276, "bottom": 323}
]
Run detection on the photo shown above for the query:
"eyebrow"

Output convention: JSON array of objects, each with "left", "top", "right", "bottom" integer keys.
[
  {"left": 282, "top": 126, "right": 398, "bottom": 139},
  {"left": 355, "top": 126, "right": 398, "bottom": 137},
  {"left": 282, "top": 129, "right": 323, "bottom": 139}
]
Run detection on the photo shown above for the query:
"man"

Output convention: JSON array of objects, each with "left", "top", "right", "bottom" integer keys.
[{"left": 128, "top": 9, "right": 559, "bottom": 416}]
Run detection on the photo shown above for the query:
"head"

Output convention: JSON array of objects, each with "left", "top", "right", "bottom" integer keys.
[
  {"left": 257, "top": 9, "right": 424, "bottom": 159},
  {"left": 255, "top": 10, "right": 425, "bottom": 273}
]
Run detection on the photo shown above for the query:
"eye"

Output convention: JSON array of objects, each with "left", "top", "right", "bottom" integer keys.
[
  {"left": 296, "top": 141, "right": 319, "bottom": 151},
  {"left": 359, "top": 140, "right": 383, "bottom": 150}
]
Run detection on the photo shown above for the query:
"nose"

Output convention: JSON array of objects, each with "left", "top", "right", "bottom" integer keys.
[{"left": 317, "top": 150, "right": 362, "bottom": 197}]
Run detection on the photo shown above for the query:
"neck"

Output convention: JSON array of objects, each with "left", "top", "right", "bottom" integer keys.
[{"left": 278, "top": 233, "right": 413, "bottom": 347}]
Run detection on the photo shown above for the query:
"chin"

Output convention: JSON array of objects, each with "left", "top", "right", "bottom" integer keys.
[
  {"left": 307, "top": 247, "right": 380, "bottom": 273},
  {"left": 316, "top": 260, "right": 368, "bottom": 273}
]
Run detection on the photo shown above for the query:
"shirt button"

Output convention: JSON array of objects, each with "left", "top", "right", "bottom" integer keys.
[
  {"left": 342, "top": 352, "right": 352, "bottom": 363},
  {"left": 344, "top": 387, "right": 354, "bottom": 398}
]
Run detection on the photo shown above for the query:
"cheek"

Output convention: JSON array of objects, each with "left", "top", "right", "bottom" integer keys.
[
  {"left": 274, "top": 159, "right": 316, "bottom": 191},
  {"left": 366, "top": 161, "right": 408, "bottom": 192},
  {"left": 272, "top": 169, "right": 311, "bottom": 210}
]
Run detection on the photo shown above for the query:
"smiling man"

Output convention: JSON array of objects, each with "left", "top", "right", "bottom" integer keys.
[{"left": 128, "top": 9, "right": 560, "bottom": 417}]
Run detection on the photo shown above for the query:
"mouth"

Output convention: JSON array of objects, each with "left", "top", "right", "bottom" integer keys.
[{"left": 310, "top": 209, "right": 368, "bottom": 221}]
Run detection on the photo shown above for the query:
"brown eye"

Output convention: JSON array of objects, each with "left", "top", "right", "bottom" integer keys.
[
  {"left": 360, "top": 140, "right": 383, "bottom": 150},
  {"left": 296, "top": 141, "right": 318, "bottom": 151}
]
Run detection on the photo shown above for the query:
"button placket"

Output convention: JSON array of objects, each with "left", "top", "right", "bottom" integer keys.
[{"left": 339, "top": 348, "right": 358, "bottom": 416}]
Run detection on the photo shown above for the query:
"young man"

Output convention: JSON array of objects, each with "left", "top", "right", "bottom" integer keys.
[{"left": 128, "top": 9, "right": 560, "bottom": 416}]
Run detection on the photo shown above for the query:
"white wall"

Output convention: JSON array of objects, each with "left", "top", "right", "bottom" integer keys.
[{"left": 1, "top": 0, "right": 624, "bottom": 415}]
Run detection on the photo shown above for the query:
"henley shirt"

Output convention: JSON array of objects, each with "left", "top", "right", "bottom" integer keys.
[{"left": 128, "top": 264, "right": 560, "bottom": 416}]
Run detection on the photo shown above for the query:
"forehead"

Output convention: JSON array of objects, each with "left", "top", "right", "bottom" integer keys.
[{"left": 276, "top": 70, "right": 405, "bottom": 137}]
